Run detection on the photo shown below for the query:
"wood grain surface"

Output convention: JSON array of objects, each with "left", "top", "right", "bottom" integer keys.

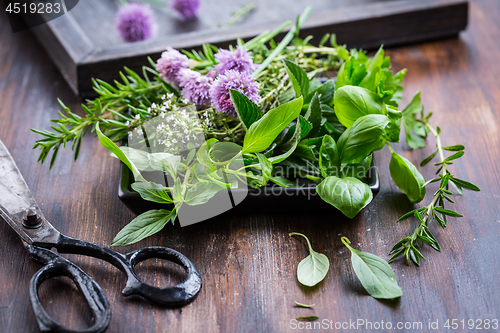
[{"left": 1, "top": 0, "right": 499, "bottom": 332}]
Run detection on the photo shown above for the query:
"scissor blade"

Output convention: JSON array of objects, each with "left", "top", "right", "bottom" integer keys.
[{"left": 0, "top": 140, "right": 60, "bottom": 245}]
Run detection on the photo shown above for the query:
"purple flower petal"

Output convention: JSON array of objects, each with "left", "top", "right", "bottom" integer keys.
[
  {"left": 115, "top": 3, "right": 157, "bottom": 43},
  {"left": 171, "top": 0, "right": 200, "bottom": 20},
  {"left": 156, "top": 47, "right": 189, "bottom": 85},
  {"left": 214, "top": 45, "right": 258, "bottom": 75}
]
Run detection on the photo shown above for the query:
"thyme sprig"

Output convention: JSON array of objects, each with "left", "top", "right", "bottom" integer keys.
[{"left": 389, "top": 119, "right": 480, "bottom": 266}]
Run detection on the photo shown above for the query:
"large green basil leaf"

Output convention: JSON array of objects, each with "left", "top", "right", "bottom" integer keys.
[
  {"left": 342, "top": 237, "right": 403, "bottom": 299},
  {"left": 283, "top": 59, "right": 309, "bottom": 98},
  {"left": 230, "top": 89, "right": 263, "bottom": 131},
  {"left": 316, "top": 176, "right": 373, "bottom": 219},
  {"left": 243, "top": 97, "right": 303, "bottom": 153},
  {"left": 334, "top": 86, "right": 386, "bottom": 128},
  {"left": 290, "top": 233, "right": 329, "bottom": 287},
  {"left": 111, "top": 209, "right": 176, "bottom": 246},
  {"left": 337, "top": 114, "right": 389, "bottom": 164},
  {"left": 389, "top": 152, "right": 426, "bottom": 203},
  {"left": 319, "top": 135, "right": 340, "bottom": 177},
  {"left": 131, "top": 182, "right": 173, "bottom": 204}
]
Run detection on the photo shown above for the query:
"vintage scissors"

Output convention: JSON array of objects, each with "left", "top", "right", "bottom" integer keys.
[{"left": 0, "top": 140, "right": 202, "bottom": 333}]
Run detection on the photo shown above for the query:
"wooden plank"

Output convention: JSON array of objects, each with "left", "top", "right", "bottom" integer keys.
[{"left": 25, "top": 0, "right": 468, "bottom": 98}]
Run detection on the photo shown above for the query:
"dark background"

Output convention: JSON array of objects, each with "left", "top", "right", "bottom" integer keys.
[{"left": 0, "top": 0, "right": 499, "bottom": 331}]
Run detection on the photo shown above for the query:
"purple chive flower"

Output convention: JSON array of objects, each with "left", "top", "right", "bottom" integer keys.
[
  {"left": 171, "top": 0, "right": 200, "bottom": 20},
  {"left": 210, "top": 70, "right": 261, "bottom": 116},
  {"left": 156, "top": 47, "right": 189, "bottom": 84},
  {"left": 178, "top": 68, "right": 213, "bottom": 105},
  {"left": 115, "top": 3, "right": 157, "bottom": 43},
  {"left": 214, "top": 46, "right": 258, "bottom": 75}
]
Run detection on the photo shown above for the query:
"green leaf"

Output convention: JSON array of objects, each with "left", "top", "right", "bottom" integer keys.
[
  {"left": 96, "top": 123, "right": 144, "bottom": 182},
  {"left": 289, "top": 232, "right": 329, "bottom": 287},
  {"left": 389, "top": 152, "right": 426, "bottom": 203},
  {"left": 230, "top": 89, "right": 263, "bottom": 131},
  {"left": 110, "top": 209, "right": 176, "bottom": 246},
  {"left": 185, "top": 182, "right": 224, "bottom": 205},
  {"left": 255, "top": 153, "right": 273, "bottom": 186},
  {"left": 385, "top": 107, "right": 402, "bottom": 143},
  {"left": 308, "top": 79, "right": 335, "bottom": 105},
  {"left": 342, "top": 237, "right": 403, "bottom": 299},
  {"left": 333, "top": 86, "right": 386, "bottom": 128},
  {"left": 319, "top": 135, "right": 340, "bottom": 177},
  {"left": 148, "top": 152, "right": 181, "bottom": 177},
  {"left": 341, "top": 154, "right": 372, "bottom": 181},
  {"left": 296, "top": 316, "right": 319, "bottom": 321},
  {"left": 316, "top": 176, "right": 373, "bottom": 218},
  {"left": 268, "top": 118, "right": 301, "bottom": 164},
  {"left": 243, "top": 97, "right": 303, "bottom": 153},
  {"left": 442, "top": 145, "right": 465, "bottom": 151},
  {"left": 337, "top": 114, "right": 389, "bottom": 164},
  {"left": 303, "top": 92, "right": 322, "bottom": 138},
  {"left": 335, "top": 57, "right": 367, "bottom": 91},
  {"left": 270, "top": 176, "right": 296, "bottom": 187},
  {"left": 294, "top": 301, "right": 315, "bottom": 308},
  {"left": 434, "top": 207, "right": 463, "bottom": 217},
  {"left": 131, "top": 182, "right": 173, "bottom": 204},
  {"left": 114, "top": 147, "right": 153, "bottom": 171},
  {"left": 283, "top": 59, "right": 309, "bottom": 98},
  {"left": 443, "top": 151, "right": 464, "bottom": 162},
  {"left": 450, "top": 177, "right": 480, "bottom": 191},
  {"left": 402, "top": 92, "right": 427, "bottom": 149},
  {"left": 420, "top": 149, "right": 438, "bottom": 167}
]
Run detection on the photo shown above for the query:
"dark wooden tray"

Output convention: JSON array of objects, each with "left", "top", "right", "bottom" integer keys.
[
  {"left": 117, "top": 158, "right": 380, "bottom": 216},
  {"left": 29, "top": 0, "right": 468, "bottom": 98}
]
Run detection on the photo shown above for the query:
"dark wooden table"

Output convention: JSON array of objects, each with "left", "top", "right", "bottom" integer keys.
[{"left": 1, "top": 0, "right": 499, "bottom": 331}]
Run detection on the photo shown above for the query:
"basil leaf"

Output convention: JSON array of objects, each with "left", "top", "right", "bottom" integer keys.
[
  {"left": 389, "top": 152, "right": 426, "bottom": 203},
  {"left": 243, "top": 97, "right": 303, "bottom": 153},
  {"left": 283, "top": 59, "right": 309, "bottom": 98},
  {"left": 385, "top": 107, "right": 402, "bottom": 142},
  {"left": 268, "top": 118, "right": 301, "bottom": 164},
  {"left": 341, "top": 154, "right": 372, "bottom": 180},
  {"left": 96, "top": 123, "right": 145, "bottom": 182},
  {"left": 308, "top": 79, "right": 335, "bottom": 105},
  {"left": 294, "top": 301, "right": 315, "bottom": 308},
  {"left": 115, "top": 147, "right": 154, "bottom": 171},
  {"left": 185, "top": 182, "right": 224, "bottom": 205},
  {"left": 334, "top": 86, "right": 386, "bottom": 128},
  {"left": 230, "top": 89, "right": 262, "bottom": 131},
  {"left": 303, "top": 92, "right": 322, "bottom": 138},
  {"left": 290, "top": 232, "right": 329, "bottom": 287},
  {"left": 255, "top": 152, "right": 273, "bottom": 186},
  {"left": 196, "top": 138, "right": 218, "bottom": 171},
  {"left": 270, "top": 176, "right": 296, "bottom": 187},
  {"left": 131, "top": 182, "right": 173, "bottom": 204},
  {"left": 335, "top": 57, "right": 367, "bottom": 91},
  {"left": 342, "top": 237, "right": 402, "bottom": 299},
  {"left": 316, "top": 176, "right": 373, "bottom": 219},
  {"left": 148, "top": 152, "right": 181, "bottom": 177},
  {"left": 402, "top": 91, "right": 427, "bottom": 149},
  {"left": 337, "top": 114, "right": 389, "bottom": 164},
  {"left": 110, "top": 209, "right": 176, "bottom": 246},
  {"left": 319, "top": 135, "right": 340, "bottom": 177},
  {"left": 292, "top": 144, "right": 316, "bottom": 161}
]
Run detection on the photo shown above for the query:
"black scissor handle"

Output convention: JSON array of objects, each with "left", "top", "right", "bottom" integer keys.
[
  {"left": 51, "top": 234, "right": 202, "bottom": 306},
  {"left": 26, "top": 245, "right": 111, "bottom": 333}
]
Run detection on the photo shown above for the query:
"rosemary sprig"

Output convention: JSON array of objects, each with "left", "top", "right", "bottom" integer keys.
[{"left": 389, "top": 121, "right": 480, "bottom": 265}]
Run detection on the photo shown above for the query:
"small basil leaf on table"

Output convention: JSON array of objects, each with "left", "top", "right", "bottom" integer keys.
[
  {"left": 336, "top": 114, "right": 389, "bottom": 165},
  {"left": 333, "top": 85, "right": 386, "bottom": 128},
  {"left": 316, "top": 176, "right": 373, "bottom": 219},
  {"left": 389, "top": 152, "right": 426, "bottom": 203},
  {"left": 341, "top": 237, "right": 403, "bottom": 299},
  {"left": 242, "top": 97, "right": 303, "bottom": 154},
  {"left": 296, "top": 316, "right": 319, "bottom": 321},
  {"left": 111, "top": 209, "right": 177, "bottom": 247},
  {"left": 289, "top": 232, "right": 329, "bottom": 287},
  {"left": 319, "top": 135, "right": 340, "bottom": 177},
  {"left": 294, "top": 301, "right": 315, "bottom": 308},
  {"left": 131, "top": 182, "right": 173, "bottom": 204}
]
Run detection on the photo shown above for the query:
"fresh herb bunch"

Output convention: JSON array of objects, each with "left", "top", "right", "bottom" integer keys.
[{"left": 32, "top": 7, "right": 478, "bottom": 263}]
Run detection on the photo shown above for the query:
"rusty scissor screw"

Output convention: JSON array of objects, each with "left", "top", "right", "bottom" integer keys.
[{"left": 23, "top": 207, "right": 42, "bottom": 228}]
